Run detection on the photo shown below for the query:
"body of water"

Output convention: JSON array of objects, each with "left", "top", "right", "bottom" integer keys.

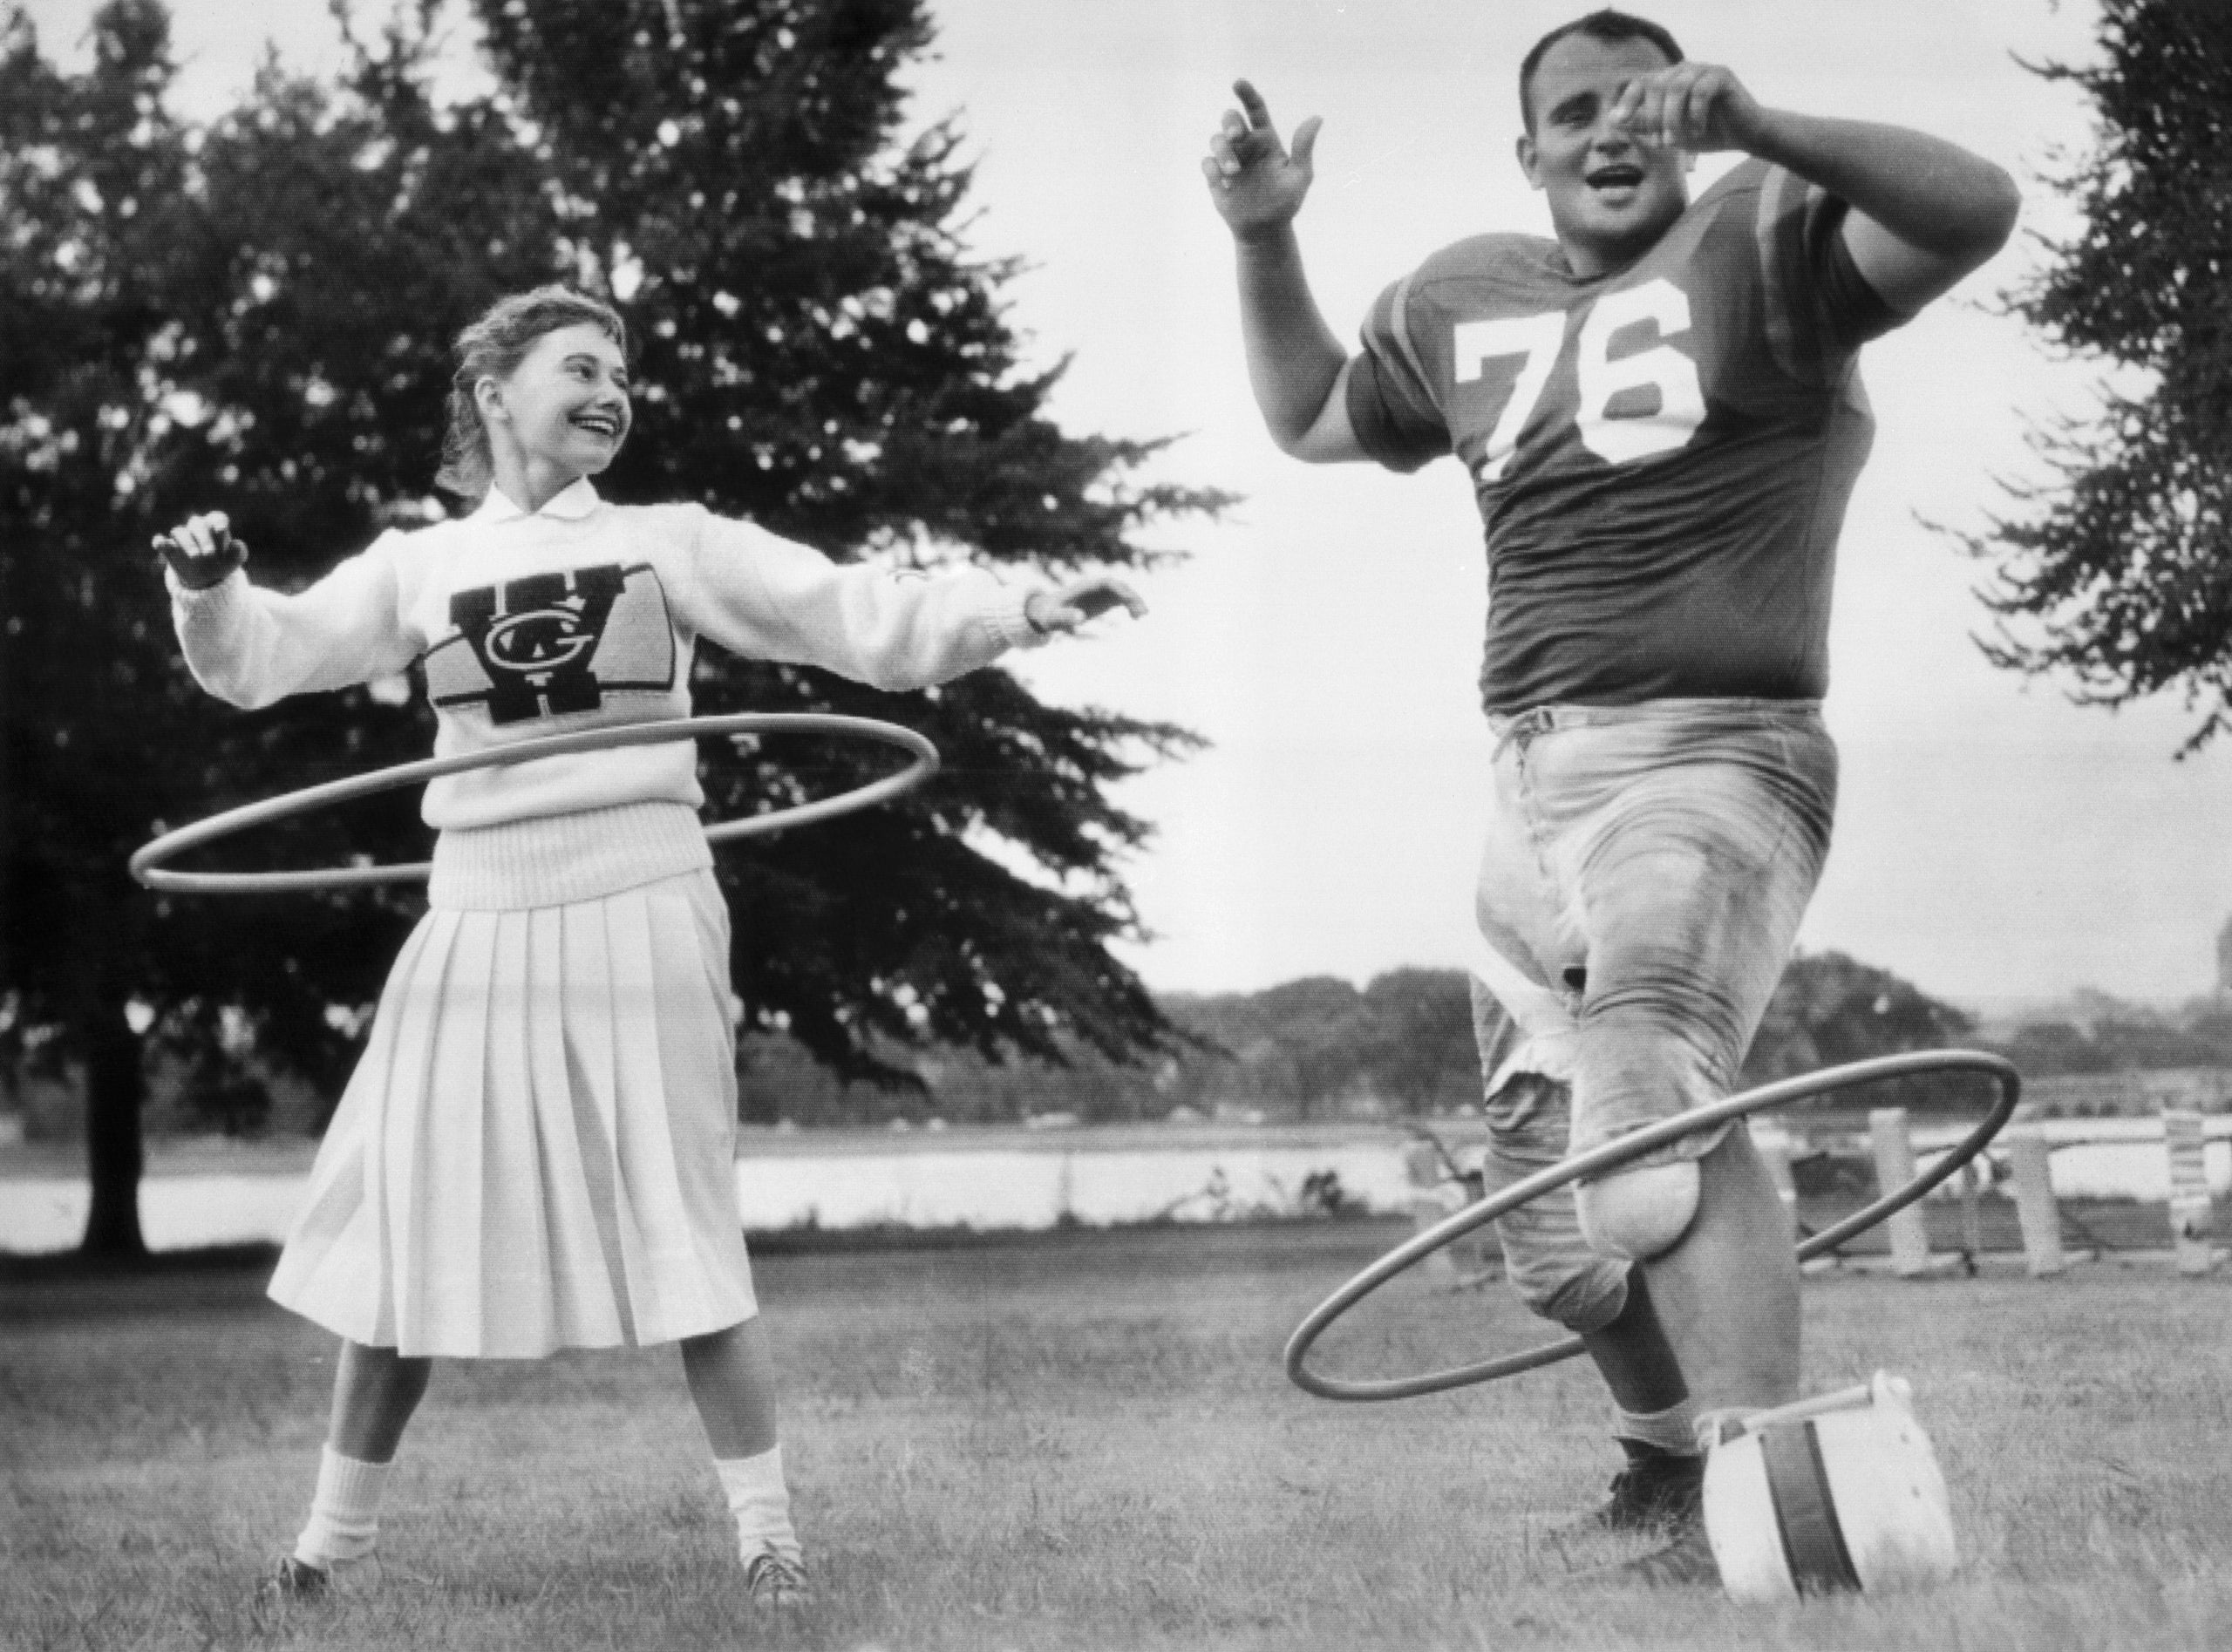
[
  {"left": 0, "top": 1138, "right": 1415, "bottom": 1255},
  {"left": 3, "top": 1119, "right": 2227, "bottom": 1256}
]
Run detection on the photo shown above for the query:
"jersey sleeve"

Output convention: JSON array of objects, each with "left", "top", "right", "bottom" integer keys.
[
  {"left": 1751, "top": 162, "right": 1902, "bottom": 384},
  {"left": 169, "top": 531, "right": 417, "bottom": 710},
  {"left": 681, "top": 506, "right": 1043, "bottom": 690},
  {"left": 1346, "top": 272, "right": 1453, "bottom": 473}
]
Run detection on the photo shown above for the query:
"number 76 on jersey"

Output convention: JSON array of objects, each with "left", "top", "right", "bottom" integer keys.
[{"left": 1459, "top": 275, "right": 1705, "bottom": 481}]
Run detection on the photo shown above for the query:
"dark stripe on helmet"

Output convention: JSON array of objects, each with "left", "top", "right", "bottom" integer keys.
[{"left": 1759, "top": 1420, "right": 1862, "bottom": 1594}]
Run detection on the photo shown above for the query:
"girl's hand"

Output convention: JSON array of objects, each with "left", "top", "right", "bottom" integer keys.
[
  {"left": 153, "top": 512, "right": 248, "bottom": 590},
  {"left": 1024, "top": 575, "right": 1147, "bottom": 636}
]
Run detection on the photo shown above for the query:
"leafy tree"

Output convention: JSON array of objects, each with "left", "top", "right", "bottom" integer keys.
[
  {"left": 1962, "top": 0, "right": 2232, "bottom": 749},
  {"left": 1996, "top": 1020, "right": 2117, "bottom": 1078},
  {"left": 461, "top": 0, "right": 1222, "bottom": 1074},
  {"left": 1744, "top": 951, "right": 1977, "bottom": 1111},
  {"left": 0, "top": 0, "right": 1223, "bottom": 1254},
  {"left": 0, "top": 0, "right": 435, "bottom": 1254},
  {"left": 1352, "top": 969, "right": 1480, "bottom": 1113}
]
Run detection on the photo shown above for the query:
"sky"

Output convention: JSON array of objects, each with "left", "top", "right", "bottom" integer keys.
[{"left": 23, "top": 0, "right": 2232, "bottom": 1016}]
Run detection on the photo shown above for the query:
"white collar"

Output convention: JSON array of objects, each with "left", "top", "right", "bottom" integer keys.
[{"left": 472, "top": 478, "right": 602, "bottom": 524}]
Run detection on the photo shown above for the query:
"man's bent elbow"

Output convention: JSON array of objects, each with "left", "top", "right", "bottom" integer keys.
[
  {"left": 1269, "top": 418, "right": 1330, "bottom": 462},
  {"left": 1265, "top": 368, "right": 1364, "bottom": 464}
]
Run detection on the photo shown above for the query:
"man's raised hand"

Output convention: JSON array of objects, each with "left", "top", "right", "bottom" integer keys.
[
  {"left": 1201, "top": 80, "right": 1323, "bottom": 241},
  {"left": 1608, "top": 62, "right": 1766, "bottom": 155}
]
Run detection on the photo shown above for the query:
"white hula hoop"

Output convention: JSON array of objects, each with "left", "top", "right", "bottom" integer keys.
[
  {"left": 128, "top": 713, "right": 939, "bottom": 895},
  {"left": 1285, "top": 1050, "right": 2021, "bottom": 1403}
]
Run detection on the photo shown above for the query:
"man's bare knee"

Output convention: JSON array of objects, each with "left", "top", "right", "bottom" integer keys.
[{"left": 1575, "top": 1160, "right": 1700, "bottom": 1261}]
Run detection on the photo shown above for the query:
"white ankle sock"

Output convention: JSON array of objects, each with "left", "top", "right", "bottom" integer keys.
[
  {"left": 715, "top": 1445, "right": 801, "bottom": 1565},
  {"left": 294, "top": 1445, "right": 391, "bottom": 1570},
  {"left": 1616, "top": 1397, "right": 1702, "bottom": 1457}
]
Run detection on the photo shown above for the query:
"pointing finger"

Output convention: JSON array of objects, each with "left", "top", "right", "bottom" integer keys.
[{"left": 1233, "top": 79, "right": 1273, "bottom": 129}]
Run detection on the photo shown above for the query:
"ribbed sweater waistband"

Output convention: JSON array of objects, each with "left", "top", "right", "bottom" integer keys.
[{"left": 428, "top": 800, "right": 712, "bottom": 911}]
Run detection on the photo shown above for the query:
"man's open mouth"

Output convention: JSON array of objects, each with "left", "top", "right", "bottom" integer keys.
[{"left": 1587, "top": 164, "right": 1644, "bottom": 192}]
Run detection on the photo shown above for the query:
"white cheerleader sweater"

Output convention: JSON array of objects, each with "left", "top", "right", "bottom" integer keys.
[{"left": 170, "top": 479, "right": 1044, "bottom": 910}]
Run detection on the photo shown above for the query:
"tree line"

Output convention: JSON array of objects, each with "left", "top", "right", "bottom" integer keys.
[
  {"left": 738, "top": 955, "right": 2232, "bottom": 1127},
  {"left": 25, "top": 947, "right": 2209, "bottom": 1139}
]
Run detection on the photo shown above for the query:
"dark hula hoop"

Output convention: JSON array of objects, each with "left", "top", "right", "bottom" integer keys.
[
  {"left": 129, "top": 712, "right": 939, "bottom": 895},
  {"left": 1285, "top": 1049, "right": 2021, "bottom": 1403}
]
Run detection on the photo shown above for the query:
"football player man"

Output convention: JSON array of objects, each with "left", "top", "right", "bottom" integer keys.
[{"left": 1202, "top": 9, "right": 2018, "bottom": 1580}]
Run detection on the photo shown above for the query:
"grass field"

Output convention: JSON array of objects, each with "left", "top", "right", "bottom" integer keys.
[{"left": 5, "top": 1220, "right": 2231, "bottom": 1651}]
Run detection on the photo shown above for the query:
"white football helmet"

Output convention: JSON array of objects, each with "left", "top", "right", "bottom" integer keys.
[{"left": 1701, "top": 1371, "right": 1959, "bottom": 1603}]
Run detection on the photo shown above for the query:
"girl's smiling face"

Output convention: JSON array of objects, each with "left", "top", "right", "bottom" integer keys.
[{"left": 477, "top": 321, "right": 633, "bottom": 492}]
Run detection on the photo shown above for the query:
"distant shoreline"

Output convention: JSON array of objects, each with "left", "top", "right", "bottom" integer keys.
[
  {"left": 0, "top": 1118, "right": 1414, "bottom": 1181},
  {"left": 10, "top": 1101, "right": 2162, "bottom": 1184}
]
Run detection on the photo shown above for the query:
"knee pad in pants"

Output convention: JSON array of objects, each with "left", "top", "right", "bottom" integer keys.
[
  {"left": 1480, "top": 1071, "right": 1630, "bottom": 1332},
  {"left": 1575, "top": 1159, "right": 1700, "bottom": 1261}
]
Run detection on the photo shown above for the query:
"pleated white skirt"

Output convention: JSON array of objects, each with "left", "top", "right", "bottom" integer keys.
[{"left": 268, "top": 868, "right": 758, "bottom": 1357}]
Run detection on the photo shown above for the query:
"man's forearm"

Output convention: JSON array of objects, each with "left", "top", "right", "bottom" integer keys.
[
  {"left": 1743, "top": 110, "right": 2019, "bottom": 259},
  {"left": 1234, "top": 226, "right": 1350, "bottom": 449}
]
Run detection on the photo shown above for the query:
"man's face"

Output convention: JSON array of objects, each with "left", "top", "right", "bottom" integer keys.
[{"left": 1517, "top": 34, "right": 1691, "bottom": 278}]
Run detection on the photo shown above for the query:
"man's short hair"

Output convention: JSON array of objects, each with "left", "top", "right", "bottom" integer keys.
[{"left": 1519, "top": 10, "right": 1684, "bottom": 133}]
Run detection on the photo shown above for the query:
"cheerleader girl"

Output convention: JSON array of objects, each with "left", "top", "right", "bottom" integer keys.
[{"left": 157, "top": 285, "right": 1143, "bottom": 1609}]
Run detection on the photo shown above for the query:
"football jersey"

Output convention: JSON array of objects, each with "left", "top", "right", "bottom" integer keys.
[{"left": 1346, "top": 159, "right": 1900, "bottom": 713}]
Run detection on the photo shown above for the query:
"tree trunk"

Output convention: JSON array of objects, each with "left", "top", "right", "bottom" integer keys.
[{"left": 78, "top": 992, "right": 146, "bottom": 1257}]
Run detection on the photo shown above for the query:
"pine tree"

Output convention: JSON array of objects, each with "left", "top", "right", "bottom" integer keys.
[{"left": 1963, "top": 0, "right": 2232, "bottom": 749}]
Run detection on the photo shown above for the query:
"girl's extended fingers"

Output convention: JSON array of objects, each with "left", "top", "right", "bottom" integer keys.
[
  {"left": 1208, "top": 132, "right": 1241, "bottom": 176},
  {"left": 1070, "top": 579, "right": 1146, "bottom": 620},
  {"left": 1233, "top": 79, "right": 1272, "bottom": 128}
]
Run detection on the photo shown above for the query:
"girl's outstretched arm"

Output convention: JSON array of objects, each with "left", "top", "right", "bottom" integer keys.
[
  {"left": 160, "top": 512, "right": 418, "bottom": 710},
  {"left": 685, "top": 513, "right": 1140, "bottom": 692}
]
